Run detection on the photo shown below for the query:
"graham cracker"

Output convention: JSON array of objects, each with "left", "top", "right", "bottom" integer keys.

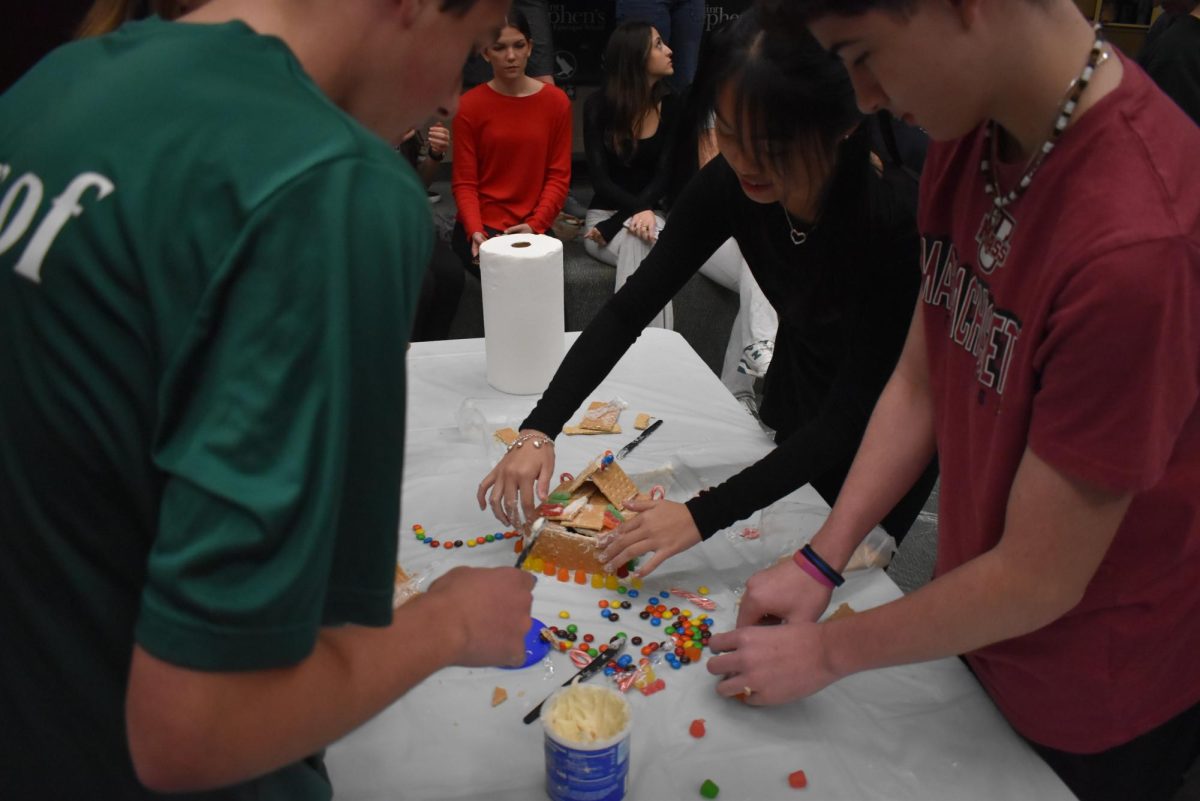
[
  {"left": 571, "top": 502, "right": 607, "bottom": 531},
  {"left": 579, "top": 400, "right": 621, "bottom": 432},
  {"left": 563, "top": 424, "right": 622, "bottom": 435},
  {"left": 827, "top": 603, "right": 857, "bottom": 621},
  {"left": 634, "top": 413, "right": 654, "bottom": 430}
]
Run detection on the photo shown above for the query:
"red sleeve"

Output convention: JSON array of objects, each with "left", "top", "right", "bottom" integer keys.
[
  {"left": 1029, "top": 236, "right": 1200, "bottom": 493},
  {"left": 527, "top": 91, "right": 572, "bottom": 234},
  {"left": 451, "top": 94, "right": 484, "bottom": 239}
]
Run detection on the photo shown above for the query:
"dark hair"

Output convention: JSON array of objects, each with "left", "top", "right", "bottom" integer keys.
[
  {"left": 441, "top": 0, "right": 492, "bottom": 15},
  {"left": 495, "top": 8, "right": 533, "bottom": 41},
  {"left": 601, "top": 21, "right": 670, "bottom": 162},
  {"left": 667, "top": 16, "right": 741, "bottom": 207},
  {"left": 76, "top": 0, "right": 188, "bottom": 38},
  {"left": 757, "top": 0, "right": 916, "bottom": 28},
  {"left": 693, "top": 11, "right": 865, "bottom": 189},
  {"left": 698, "top": 10, "right": 909, "bottom": 309}
]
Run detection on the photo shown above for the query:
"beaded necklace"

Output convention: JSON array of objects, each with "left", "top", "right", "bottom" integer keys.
[{"left": 981, "top": 27, "right": 1108, "bottom": 209}]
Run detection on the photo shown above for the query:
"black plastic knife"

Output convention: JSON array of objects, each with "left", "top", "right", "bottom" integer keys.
[
  {"left": 522, "top": 634, "right": 627, "bottom": 724},
  {"left": 616, "top": 418, "right": 663, "bottom": 460}
]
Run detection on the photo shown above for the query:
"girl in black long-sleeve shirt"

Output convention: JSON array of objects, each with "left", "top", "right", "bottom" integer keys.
[
  {"left": 478, "top": 13, "right": 937, "bottom": 576},
  {"left": 582, "top": 21, "right": 680, "bottom": 328}
]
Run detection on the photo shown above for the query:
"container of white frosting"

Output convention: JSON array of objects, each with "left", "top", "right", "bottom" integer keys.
[{"left": 542, "top": 683, "right": 632, "bottom": 801}]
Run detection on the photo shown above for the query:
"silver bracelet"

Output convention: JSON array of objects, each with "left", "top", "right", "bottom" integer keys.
[{"left": 507, "top": 433, "right": 554, "bottom": 452}]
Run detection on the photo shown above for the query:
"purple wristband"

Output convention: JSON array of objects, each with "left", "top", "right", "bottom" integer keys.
[{"left": 793, "top": 549, "right": 836, "bottom": 589}]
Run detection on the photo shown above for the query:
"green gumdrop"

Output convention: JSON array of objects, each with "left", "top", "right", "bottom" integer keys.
[
  {"left": 549, "top": 491, "right": 572, "bottom": 503},
  {"left": 700, "top": 779, "right": 719, "bottom": 798}
]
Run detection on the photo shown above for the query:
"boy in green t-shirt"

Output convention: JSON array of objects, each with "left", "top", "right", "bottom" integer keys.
[{"left": 0, "top": 1, "right": 532, "bottom": 798}]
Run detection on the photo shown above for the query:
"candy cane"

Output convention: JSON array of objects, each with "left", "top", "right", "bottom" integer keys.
[{"left": 668, "top": 588, "right": 718, "bottom": 611}]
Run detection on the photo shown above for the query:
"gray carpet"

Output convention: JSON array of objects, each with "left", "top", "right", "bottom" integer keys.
[{"left": 886, "top": 481, "right": 939, "bottom": 594}]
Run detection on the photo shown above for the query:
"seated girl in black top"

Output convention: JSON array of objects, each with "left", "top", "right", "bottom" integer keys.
[
  {"left": 582, "top": 21, "right": 680, "bottom": 328},
  {"left": 478, "top": 12, "right": 937, "bottom": 577}
]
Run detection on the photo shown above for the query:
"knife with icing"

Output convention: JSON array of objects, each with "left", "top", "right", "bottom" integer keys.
[
  {"left": 523, "top": 634, "right": 627, "bottom": 724},
  {"left": 616, "top": 418, "right": 663, "bottom": 460}
]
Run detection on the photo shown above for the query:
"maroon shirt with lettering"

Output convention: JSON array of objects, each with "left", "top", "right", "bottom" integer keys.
[{"left": 918, "top": 53, "right": 1200, "bottom": 752}]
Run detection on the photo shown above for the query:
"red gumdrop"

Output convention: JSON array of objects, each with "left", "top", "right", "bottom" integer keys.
[
  {"left": 689, "top": 719, "right": 706, "bottom": 738},
  {"left": 787, "top": 770, "right": 808, "bottom": 789}
]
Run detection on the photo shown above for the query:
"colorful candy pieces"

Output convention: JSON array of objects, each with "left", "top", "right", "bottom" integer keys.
[
  {"left": 412, "top": 524, "right": 517, "bottom": 550},
  {"left": 689, "top": 719, "right": 706, "bottom": 738},
  {"left": 788, "top": 770, "right": 808, "bottom": 789},
  {"left": 700, "top": 779, "right": 720, "bottom": 798}
]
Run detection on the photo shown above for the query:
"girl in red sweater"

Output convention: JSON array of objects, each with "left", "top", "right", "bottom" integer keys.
[{"left": 451, "top": 10, "right": 572, "bottom": 275}]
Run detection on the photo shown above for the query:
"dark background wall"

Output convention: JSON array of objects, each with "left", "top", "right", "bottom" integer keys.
[
  {"left": 1, "top": 1, "right": 754, "bottom": 95},
  {"left": 2, "top": 1, "right": 93, "bottom": 93},
  {"left": 548, "top": 1, "right": 752, "bottom": 88}
]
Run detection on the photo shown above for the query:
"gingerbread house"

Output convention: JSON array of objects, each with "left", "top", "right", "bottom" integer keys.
[{"left": 525, "top": 453, "right": 645, "bottom": 573}]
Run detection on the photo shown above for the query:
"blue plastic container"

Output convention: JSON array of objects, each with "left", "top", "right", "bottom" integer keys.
[{"left": 542, "top": 685, "right": 631, "bottom": 801}]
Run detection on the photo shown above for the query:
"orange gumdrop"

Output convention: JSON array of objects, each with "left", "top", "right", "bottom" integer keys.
[
  {"left": 689, "top": 719, "right": 706, "bottom": 738},
  {"left": 788, "top": 770, "right": 808, "bottom": 789},
  {"left": 557, "top": 567, "right": 570, "bottom": 582}
]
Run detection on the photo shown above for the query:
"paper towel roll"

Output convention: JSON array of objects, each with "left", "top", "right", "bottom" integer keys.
[{"left": 479, "top": 233, "right": 566, "bottom": 394}]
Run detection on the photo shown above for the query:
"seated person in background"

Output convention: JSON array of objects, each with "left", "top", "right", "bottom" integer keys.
[
  {"left": 670, "top": 17, "right": 778, "bottom": 406},
  {"left": 462, "top": 0, "right": 557, "bottom": 87},
  {"left": 477, "top": 12, "right": 937, "bottom": 578},
  {"left": 582, "top": 20, "right": 680, "bottom": 329},
  {"left": 616, "top": 0, "right": 705, "bottom": 89},
  {"left": 396, "top": 124, "right": 464, "bottom": 341},
  {"left": 1138, "top": 0, "right": 1200, "bottom": 125},
  {"left": 451, "top": 9, "right": 572, "bottom": 276}
]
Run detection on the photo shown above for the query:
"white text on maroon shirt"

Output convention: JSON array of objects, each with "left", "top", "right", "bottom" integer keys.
[{"left": 920, "top": 235, "right": 1021, "bottom": 396}]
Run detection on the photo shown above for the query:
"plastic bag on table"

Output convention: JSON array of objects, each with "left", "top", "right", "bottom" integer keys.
[
  {"left": 455, "top": 397, "right": 536, "bottom": 462},
  {"left": 577, "top": 396, "right": 628, "bottom": 433}
]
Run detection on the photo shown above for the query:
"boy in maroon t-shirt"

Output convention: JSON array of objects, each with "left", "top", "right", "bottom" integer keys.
[{"left": 707, "top": 3, "right": 1200, "bottom": 800}]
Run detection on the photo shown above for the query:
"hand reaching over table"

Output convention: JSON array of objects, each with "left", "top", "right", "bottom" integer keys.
[
  {"left": 598, "top": 498, "right": 702, "bottom": 578},
  {"left": 735, "top": 555, "right": 833, "bottom": 629},
  {"left": 477, "top": 429, "right": 556, "bottom": 527},
  {"left": 424, "top": 566, "right": 535, "bottom": 668},
  {"left": 706, "top": 621, "right": 839, "bottom": 706}
]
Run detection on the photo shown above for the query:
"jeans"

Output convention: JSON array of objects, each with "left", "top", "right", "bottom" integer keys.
[{"left": 615, "top": 0, "right": 704, "bottom": 88}]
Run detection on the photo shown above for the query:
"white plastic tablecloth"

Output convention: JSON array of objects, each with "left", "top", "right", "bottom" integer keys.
[{"left": 325, "top": 330, "right": 1074, "bottom": 801}]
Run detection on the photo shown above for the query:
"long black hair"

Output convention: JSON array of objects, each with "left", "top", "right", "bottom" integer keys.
[
  {"left": 694, "top": 11, "right": 867, "bottom": 199},
  {"left": 601, "top": 21, "right": 670, "bottom": 162},
  {"left": 689, "top": 11, "right": 910, "bottom": 305}
]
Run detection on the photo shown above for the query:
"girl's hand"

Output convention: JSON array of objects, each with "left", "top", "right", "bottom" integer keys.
[
  {"left": 470, "top": 231, "right": 488, "bottom": 258},
  {"left": 476, "top": 430, "right": 556, "bottom": 527},
  {"left": 583, "top": 227, "right": 607, "bottom": 247},
  {"left": 427, "top": 122, "right": 450, "bottom": 156},
  {"left": 627, "top": 210, "right": 658, "bottom": 243},
  {"left": 598, "top": 498, "right": 701, "bottom": 577},
  {"left": 504, "top": 223, "right": 535, "bottom": 235}
]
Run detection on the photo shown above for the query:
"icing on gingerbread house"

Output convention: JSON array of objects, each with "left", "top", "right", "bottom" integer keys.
[{"left": 525, "top": 453, "right": 644, "bottom": 573}]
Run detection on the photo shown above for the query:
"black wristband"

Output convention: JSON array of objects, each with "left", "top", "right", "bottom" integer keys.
[{"left": 800, "top": 544, "right": 845, "bottom": 587}]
